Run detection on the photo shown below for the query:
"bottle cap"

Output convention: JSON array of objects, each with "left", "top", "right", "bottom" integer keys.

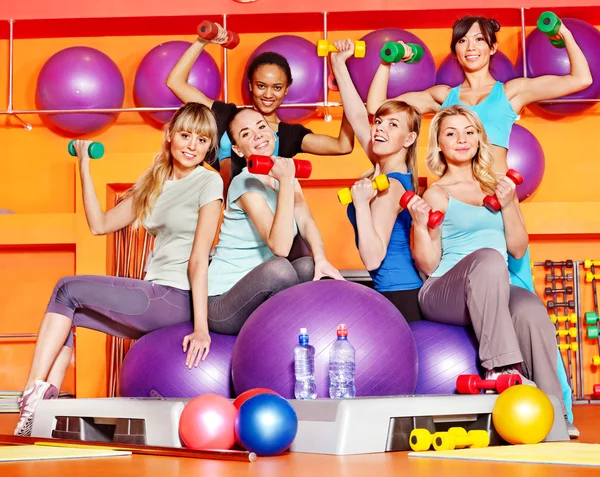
[{"left": 337, "top": 324, "right": 348, "bottom": 337}]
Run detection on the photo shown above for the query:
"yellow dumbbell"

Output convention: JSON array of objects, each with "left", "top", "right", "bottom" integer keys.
[
  {"left": 558, "top": 343, "right": 578, "bottom": 351},
  {"left": 549, "top": 314, "right": 577, "bottom": 324},
  {"left": 586, "top": 272, "right": 600, "bottom": 283},
  {"left": 409, "top": 428, "right": 435, "bottom": 451},
  {"left": 337, "top": 174, "right": 390, "bottom": 205},
  {"left": 584, "top": 259, "right": 600, "bottom": 269},
  {"left": 556, "top": 329, "right": 577, "bottom": 338},
  {"left": 432, "top": 427, "right": 489, "bottom": 451},
  {"left": 317, "top": 39, "right": 366, "bottom": 58},
  {"left": 592, "top": 355, "right": 600, "bottom": 366}
]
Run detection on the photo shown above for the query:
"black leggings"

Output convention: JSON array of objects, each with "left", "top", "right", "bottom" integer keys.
[
  {"left": 381, "top": 288, "right": 423, "bottom": 323},
  {"left": 207, "top": 256, "right": 314, "bottom": 335}
]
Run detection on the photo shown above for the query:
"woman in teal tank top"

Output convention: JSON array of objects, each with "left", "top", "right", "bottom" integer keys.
[
  {"left": 330, "top": 39, "right": 424, "bottom": 322},
  {"left": 406, "top": 105, "right": 578, "bottom": 438}
]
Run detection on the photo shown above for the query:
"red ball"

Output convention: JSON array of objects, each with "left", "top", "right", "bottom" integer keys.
[
  {"left": 179, "top": 394, "right": 237, "bottom": 450},
  {"left": 233, "top": 388, "right": 279, "bottom": 410}
]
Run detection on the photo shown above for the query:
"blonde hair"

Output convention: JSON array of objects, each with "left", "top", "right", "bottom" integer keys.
[
  {"left": 425, "top": 105, "right": 497, "bottom": 194},
  {"left": 123, "top": 103, "right": 219, "bottom": 228},
  {"left": 369, "top": 100, "right": 421, "bottom": 193}
]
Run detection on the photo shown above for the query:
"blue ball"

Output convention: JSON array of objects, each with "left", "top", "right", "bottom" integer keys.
[{"left": 234, "top": 394, "right": 298, "bottom": 456}]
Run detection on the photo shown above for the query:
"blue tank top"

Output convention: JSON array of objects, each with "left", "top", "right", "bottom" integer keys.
[
  {"left": 430, "top": 187, "right": 507, "bottom": 277},
  {"left": 217, "top": 131, "right": 280, "bottom": 162},
  {"left": 441, "top": 81, "right": 518, "bottom": 149},
  {"left": 347, "top": 172, "right": 422, "bottom": 292}
]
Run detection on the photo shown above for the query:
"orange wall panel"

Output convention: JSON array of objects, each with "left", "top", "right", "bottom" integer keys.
[
  {"left": 0, "top": 245, "right": 75, "bottom": 394},
  {"left": 1, "top": 19, "right": 600, "bottom": 398}
]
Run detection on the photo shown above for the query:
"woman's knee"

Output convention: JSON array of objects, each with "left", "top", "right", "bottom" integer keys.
[
  {"left": 292, "top": 257, "right": 314, "bottom": 283},
  {"left": 467, "top": 248, "right": 509, "bottom": 282},
  {"left": 262, "top": 257, "right": 300, "bottom": 290}
]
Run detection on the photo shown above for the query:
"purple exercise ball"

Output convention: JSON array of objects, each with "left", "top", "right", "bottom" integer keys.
[
  {"left": 410, "top": 320, "right": 482, "bottom": 395},
  {"left": 119, "top": 322, "right": 236, "bottom": 398},
  {"left": 436, "top": 51, "right": 518, "bottom": 87},
  {"left": 134, "top": 41, "right": 221, "bottom": 125},
  {"left": 347, "top": 28, "right": 436, "bottom": 102},
  {"left": 36, "top": 46, "right": 125, "bottom": 135},
  {"left": 242, "top": 35, "right": 323, "bottom": 123},
  {"left": 507, "top": 124, "right": 546, "bottom": 201},
  {"left": 516, "top": 18, "right": 600, "bottom": 115},
  {"left": 232, "top": 280, "right": 418, "bottom": 399}
]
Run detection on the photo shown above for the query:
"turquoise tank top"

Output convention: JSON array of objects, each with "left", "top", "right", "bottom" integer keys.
[
  {"left": 430, "top": 188, "right": 507, "bottom": 278},
  {"left": 346, "top": 172, "right": 423, "bottom": 291},
  {"left": 441, "top": 81, "right": 518, "bottom": 149},
  {"left": 217, "top": 131, "right": 280, "bottom": 162}
]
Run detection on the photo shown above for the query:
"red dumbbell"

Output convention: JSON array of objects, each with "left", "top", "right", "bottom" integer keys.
[
  {"left": 197, "top": 20, "right": 240, "bottom": 49},
  {"left": 399, "top": 191, "right": 444, "bottom": 229},
  {"left": 247, "top": 155, "right": 312, "bottom": 179},
  {"left": 456, "top": 374, "right": 522, "bottom": 394},
  {"left": 483, "top": 169, "right": 524, "bottom": 212}
]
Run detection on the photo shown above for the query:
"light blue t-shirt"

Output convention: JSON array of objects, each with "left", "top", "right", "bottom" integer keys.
[
  {"left": 431, "top": 193, "right": 507, "bottom": 278},
  {"left": 207, "top": 167, "right": 298, "bottom": 296}
]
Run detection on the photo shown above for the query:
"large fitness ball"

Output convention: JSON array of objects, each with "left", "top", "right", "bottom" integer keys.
[
  {"left": 231, "top": 280, "right": 418, "bottom": 398},
  {"left": 507, "top": 124, "right": 546, "bottom": 201},
  {"left": 242, "top": 35, "right": 323, "bottom": 123},
  {"left": 517, "top": 18, "right": 600, "bottom": 115},
  {"left": 410, "top": 320, "right": 482, "bottom": 394},
  {"left": 134, "top": 41, "right": 221, "bottom": 125},
  {"left": 347, "top": 28, "right": 436, "bottom": 102},
  {"left": 119, "top": 322, "right": 236, "bottom": 398},
  {"left": 36, "top": 46, "right": 125, "bottom": 134}
]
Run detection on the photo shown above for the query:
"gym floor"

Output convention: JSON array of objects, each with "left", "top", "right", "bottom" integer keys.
[{"left": 0, "top": 405, "right": 599, "bottom": 476}]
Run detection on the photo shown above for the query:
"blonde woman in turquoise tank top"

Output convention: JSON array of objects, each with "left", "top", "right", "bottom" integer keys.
[
  {"left": 405, "top": 105, "right": 578, "bottom": 438},
  {"left": 368, "top": 15, "right": 586, "bottom": 421}
]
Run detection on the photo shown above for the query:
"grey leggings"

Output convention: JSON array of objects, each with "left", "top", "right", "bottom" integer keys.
[
  {"left": 46, "top": 276, "right": 193, "bottom": 348},
  {"left": 418, "top": 248, "right": 565, "bottom": 414},
  {"left": 208, "top": 256, "right": 315, "bottom": 335}
]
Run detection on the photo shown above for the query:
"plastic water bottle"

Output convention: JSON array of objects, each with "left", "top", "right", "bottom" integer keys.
[
  {"left": 329, "top": 324, "right": 356, "bottom": 399},
  {"left": 294, "top": 328, "right": 317, "bottom": 399}
]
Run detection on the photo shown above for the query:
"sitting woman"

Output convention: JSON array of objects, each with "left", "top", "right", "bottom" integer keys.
[
  {"left": 329, "top": 39, "right": 423, "bottom": 322},
  {"left": 15, "top": 103, "right": 224, "bottom": 436},
  {"left": 206, "top": 108, "right": 343, "bottom": 335},
  {"left": 407, "top": 104, "right": 578, "bottom": 437}
]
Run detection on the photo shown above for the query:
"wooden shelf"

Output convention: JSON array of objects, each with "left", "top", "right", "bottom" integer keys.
[{"left": 0, "top": 214, "right": 76, "bottom": 246}]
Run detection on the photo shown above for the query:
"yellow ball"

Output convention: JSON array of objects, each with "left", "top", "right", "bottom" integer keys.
[{"left": 492, "top": 385, "right": 554, "bottom": 445}]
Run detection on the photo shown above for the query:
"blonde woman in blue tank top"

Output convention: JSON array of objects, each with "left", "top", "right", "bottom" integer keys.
[{"left": 406, "top": 105, "right": 578, "bottom": 438}]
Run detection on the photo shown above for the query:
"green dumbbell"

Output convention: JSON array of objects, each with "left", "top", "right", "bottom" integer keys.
[
  {"left": 68, "top": 140, "right": 104, "bottom": 159},
  {"left": 537, "top": 12, "right": 565, "bottom": 48},
  {"left": 588, "top": 327, "right": 599, "bottom": 340},
  {"left": 586, "top": 311, "right": 600, "bottom": 325},
  {"left": 380, "top": 41, "right": 424, "bottom": 64}
]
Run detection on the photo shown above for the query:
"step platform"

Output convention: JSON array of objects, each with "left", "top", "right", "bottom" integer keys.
[{"left": 31, "top": 393, "right": 569, "bottom": 455}]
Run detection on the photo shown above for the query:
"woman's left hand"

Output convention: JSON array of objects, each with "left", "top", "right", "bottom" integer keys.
[
  {"left": 182, "top": 329, "right": 211, "bottom": 368},
  {"left": 313, "top": 259, "right": 345, "bottom": 281},
  {"left": 495, "top": 175, "right": 518, "bottom": 209}
]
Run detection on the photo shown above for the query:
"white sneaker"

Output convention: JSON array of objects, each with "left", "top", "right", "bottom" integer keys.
[
  {"left": 14, "top": 380, "right": 58, "bottom": 437},
  {"left": 484, "top": 366, "right": 537, "bottom": 390}
]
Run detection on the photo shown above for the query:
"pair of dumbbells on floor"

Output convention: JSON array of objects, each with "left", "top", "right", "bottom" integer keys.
[
  {"left": 410, "top": 427, "right": 489, "bottom": 452},
  {"left": 337, "top": 177, "right": 444, "bottom": 229}
]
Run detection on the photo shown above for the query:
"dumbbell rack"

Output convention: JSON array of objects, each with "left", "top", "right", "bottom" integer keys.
[
  {"left": 534, "top": 260, "right": 583, "bottom": 400},
  {"left": 582, "top": 260, "right": 600, "bottom": 400}
]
